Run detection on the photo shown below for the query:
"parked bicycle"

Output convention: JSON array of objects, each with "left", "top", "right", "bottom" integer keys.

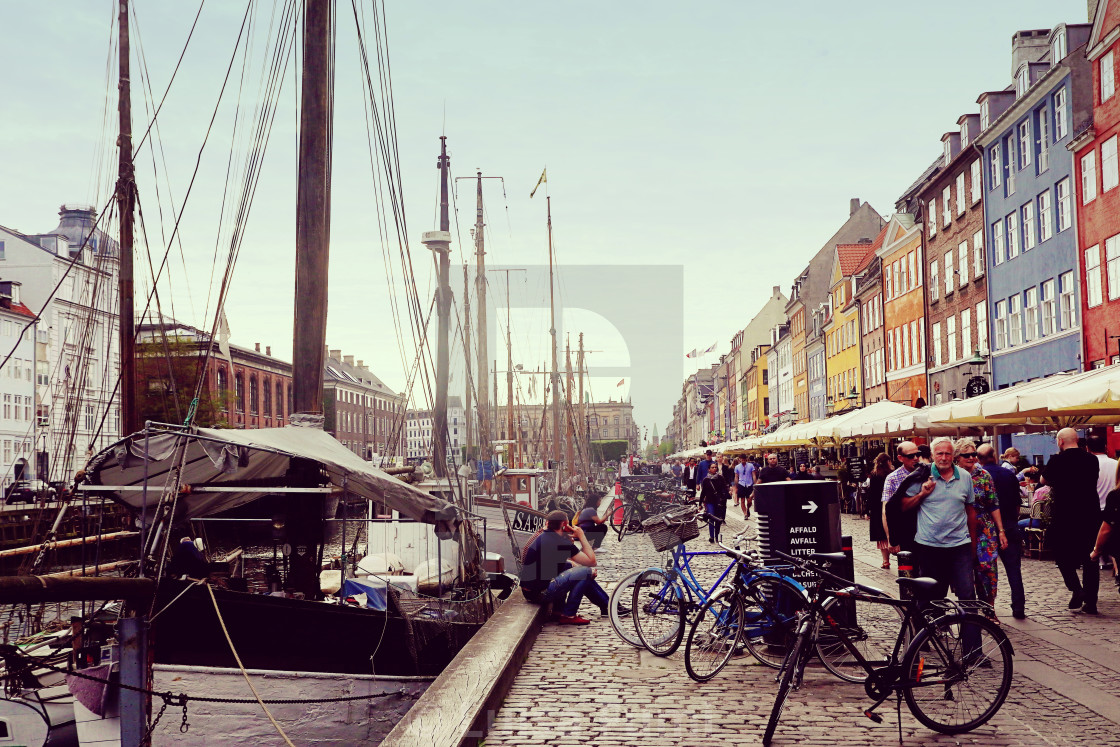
[
  {"left": 762, "top": 550, "right": 1014, "bottom": 746},
  {"left": 610, "top": 477, "right": 688, "bottom": 541}
]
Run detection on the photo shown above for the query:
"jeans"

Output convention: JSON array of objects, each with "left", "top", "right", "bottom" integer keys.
[
  {"left": 705, "top": 501, "right": 726, "bottom": 541},
  {"left": 998, "top": 529, "right": 1026, "bottom": 614},
  {"left": 542, "top": 565, "right": 609, "bottom": 617},
  {"left": 916, "top": 542, "right": 980, "bottom": 655},
  {"left": 1057, "top": 552, "right": 1100, "bottom": 607}
]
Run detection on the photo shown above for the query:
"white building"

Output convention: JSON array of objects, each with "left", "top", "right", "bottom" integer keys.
[
  {"left": 405, "top": 396, "right": 466, "bottom": 463},
  {"left": 0, "top": 283, "right": 39, "bottom": 491},
  {"left": 0, "top": 206, "right": 120, "bottom": 482}
]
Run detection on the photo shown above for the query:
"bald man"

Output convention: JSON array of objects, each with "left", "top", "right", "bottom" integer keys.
[{"left": 1042, "top": 428, "right": 1103, "bottom": 614}]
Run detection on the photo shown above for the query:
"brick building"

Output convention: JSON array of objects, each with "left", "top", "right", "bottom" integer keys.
[
  {"left": 877, "top": 214, "right": 928, "bottom": 407},
  {"left": 853, "top": 229, "right": 888, "bottom": 405},
  {"left": 325, "top": 350, "right": 405, "bottom": 461}
]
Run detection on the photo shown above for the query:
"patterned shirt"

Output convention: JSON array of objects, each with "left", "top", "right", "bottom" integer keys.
[
  {"left": 882, "top": 463, "right": 917, "bottom": 505},
  {"left": 968, "top": 465, "right": 999, "bottom": 516}
]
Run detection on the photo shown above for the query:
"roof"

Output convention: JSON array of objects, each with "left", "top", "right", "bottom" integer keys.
[
  {"left": 896, "top": 156, "right": 943, "bottom": 208},
  {"left": 0, "top": 301, "right": 37, "bottom": 321},
  {"left": 852, "top": 225, "right": 889, "bottom": 274},
  {"left": 835, "top": 243, "right": 873, "bottom": 276}
]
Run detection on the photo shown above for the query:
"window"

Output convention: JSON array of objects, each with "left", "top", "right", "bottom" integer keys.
[
  {"left": 932, "top": 322, "right": 942, "bottom": 366},
  {"left": 1108, "top": 235, "right": 1120, "bottom": 300},
  {"left": 970, "top": 159, "right": 982, "bottom": 203},
  {"left": 977, "top": 303, "right": 988, "bottom": 354},
  {"left": 1056, "top": 179, "right": 1072, "bottom": 232},
  {"left": 1083, "top": 151, "right": 1098, "bottom": 203},
  {"left": 995, "top": 301, "right": 1008, "bottom": 350},
  {"left": 908, "top": 251, "right": 917, "bottom": 290},
  {"left": 944, "top": 251, "right": 954, "bottom": 295},
  {"left": 1024, "top": 287, "right": 1039, "bottom": 343},
  {"left": 1019, "top": 121, "right": 1031, "bottom": 169},
  {"left": 1006, "top": 212, "right": 1019, "bottom": 259},
  {"left": 958, "top": 240, "right": 969, "bottom": 284},
  {"left": 942, "top": 186, "right": 951, "bottom": 226},
  {"left": 980, "top": 100, "right": 990, "bottom": 130},
  {"left": 1039, "top": 191, "right": 1054, "bottom": 241},
  {"left": 1006, "top": 138, "right": 1016, "bottom": 195},
  {"left": 961, "top": 308, "right": 972, "bottom": 358},
  {"left": 1009, "top": 295, "right": 1023, "bottom": 347},
  {"left": 973, "top": 230, "right": 985, "bottom": 277},
  {"left": 1022, "top": 202, "right": 1036, "bottom": 250},
  {"left": 992, "top": 220, "right": 1004, "bottom": 264},
  {"left": 1103, "top": 136, "right": 1119, "bottom": 192},
  {"left": 1037, "top": 107, "right": 1050, "bottom": 174},
  {"left": 1059, "top": 271, "right": 1076, "bottom": 330},
  {"left": 1041, "top": 279, "right": 1056, "bottom": 336},
  {"left": 912, "top": 319, "right": 922, "bottom": 364},
  {"left": 947, "top": 315, "right": 957, "bottom": 363},
  {"left": 928, "top": 199, "right": 937, "bottom": 237},
  {"left": 930, "top": 260, "right": 939, "bottom": 301},
  {"left": 961, "top": 121, "right": 969, "bottom": 147},
  {"left": 894, "top": 260, "right": 902, "bottom": 297},
  {"left": 956, "top": 173, "right": 966, "bottom": 215},
  {"left": 902, "top": 323, "right": 911, "bottom": 368},
  {"left": 943, "top": 138, "right": 952, "bottom": 166},
  {"left": 1102, "top": 50, "right": 1115, "bottom": 103},
  {"left": 1087, "top": 245, "right": 1104, "bottom": 307},
  {"left": 1052, "top": 28, "right": 1067, "bottom": 62},
  {"left": 990, "top": 144, "right": 1002, "bottom": 188},
  {"left": 1016, "top": 66, "right": 1030, "bottom": 97},
  {"left": 1054, "top": 88, "right": 1068, "bottom": 140}
]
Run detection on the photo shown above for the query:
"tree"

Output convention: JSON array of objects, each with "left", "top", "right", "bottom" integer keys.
[
  {"left": 137, "top": 340, "right": 228, "bottom": 428},
  {"left": 592, "top": 439, "right": 629, "bottom": 464},
  {"left": 657, "top": 439, "right": 675, "bottom": 458}
]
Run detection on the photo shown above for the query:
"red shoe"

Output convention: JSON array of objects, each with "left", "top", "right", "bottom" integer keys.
[{"left": 556, "top": 614, "right": 591, "bottom": 625}]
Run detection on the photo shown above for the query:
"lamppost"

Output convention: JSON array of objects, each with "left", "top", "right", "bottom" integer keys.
[{"left": 964, "top": 348, "right": 990, "bottom": 398}]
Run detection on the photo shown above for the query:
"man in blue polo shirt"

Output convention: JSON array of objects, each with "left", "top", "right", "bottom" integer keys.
[{"left": 901, "top": 437, "right": 978, "bottom": 602}]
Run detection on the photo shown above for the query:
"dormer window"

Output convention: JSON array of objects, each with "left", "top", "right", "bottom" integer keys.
[
  {"left": 980, "top": 100, "right": 990, "bottom": 131},
  {"left": 1051, "top": 28, "right": 1067, "bottom": 62},
  {"left": 944, "top": 139, "right": 952, "bottom": 166},
  {"left": 1016, "top": 65, "right": 1030, "bottom": 98},
  {"left": 960, "top": 122, "right": 969, "bottom": 147}
]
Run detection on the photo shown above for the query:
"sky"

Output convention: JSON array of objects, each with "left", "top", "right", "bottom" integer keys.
[{"left": 0, "top": 0, "right": 1091, "bottom": 443}]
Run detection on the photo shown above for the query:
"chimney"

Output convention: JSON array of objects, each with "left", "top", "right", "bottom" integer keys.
[
  {"left": 344, "top": 355, "right": 355, "bottom": 366},
  {"left": 254, "top": 342, "right": 261, "bottom": 353},
  {"left": 266, "top": 346, "right": 271, "bottom": 356},
  {"left": 1089, "top": 0, "right": 1101, "bottom": 23},
  {"left": 850, "top": 198, "right": 860, "bottom": 216},
  {"left": 330, "top": 349, "right": 342, "bottom": 360},
  {"left": 1010, "top": 29, "right": 1051, "bottom": 78},
  {"left": 357, "top": 360, "right": 364, "bottom": 368},
  {"left": 772, "top": 285, "right": 780, "bottom": 298}
]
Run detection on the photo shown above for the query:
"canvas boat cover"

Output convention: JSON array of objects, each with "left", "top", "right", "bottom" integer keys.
[{"left": 86, "top": 426, "right": 460, "bottom": 533}]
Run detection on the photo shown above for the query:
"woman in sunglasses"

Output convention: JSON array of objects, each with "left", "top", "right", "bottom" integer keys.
[{"left": 955, "top": 438, "right": 1009, "bottom": 621}]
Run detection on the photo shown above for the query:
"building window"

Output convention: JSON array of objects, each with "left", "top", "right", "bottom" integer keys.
[
  {"left": 973, "top": 230, "right": 985, "bottom": 277},
  {"left": 970, "top": 159, "right": 982, "bottom": 204},
  {"left": 263, "top": 380, "right": 272, "bottom": 416},
  {"left": 1024, "top": 287, "right": 1039, "bottom": 343},
  {"left": 995, "top": 301, "right": 1008, "bottom": 350},
  {"left": 1104, "top": 136, "right": 1119, "bottom": 192},
  {"left": 1005, "top": 138, "right": 1016, "bottom": 195},
  {"left": 992, "top": 220, "right": 1004, "bottom": 265},
  {"left": 932, "top": 322, "right": 942, "bottom": 367},
  {"left": 928, "top": 199, "right": 937, "bottom": 238},
  {"left": 947, "top": 315, "right": 958, "bottom": 363},
  {"left": 1054, "top": 88, "right": 1068, "bottom": 140},
  {"left": 235, "top": 374, "right": 245, "bottom": 413},
  {"left": 1052, "top": 28, "right": 1067, "bottom": 61},
  {"left": 942, "top": 186, "right": 951, "bottom": 226},
  {"left": 1107, "top": 235, "right": 1120, "bottom": 300},
  {"left": 977, "top": 303, "right": 988, "bottom": 354},
  {"left": 1016, "top": 65, "right": 1030, "bottom": 97},
  {"left": 930, "top": 260, "right": 939, "bottom": 301},
  {"left": 1087, "top": 245, "right": 1104, "bottom": 307},
  {"left": 1008, "top": 295, "right": 1023, "bottom": 347},
  {"left": 961, "top": 308, "right": 972, "bottom": 357},
  {"left": 958, "top": 240, "right": 969, "bottom": 284},
  {"left": 1007, "top": 212, "right": 1020, "bottom": 260},
  {"left": 1018, "top": 120, "right": 1031, "bottom": 169},
  {"left": 1059, "top": 271, "right": 1076, "bottom": 330},
  {"left": 249, "top": 376, "right": 259, "bottom": 414},
  {"left": 1056, "top": 179, "right": 1072, "bottom": 232},
  {"left": 1037, "top": 107, "right": 1050, "bottom": 174},
  {"left": 1083, "top": 151, "right": 1098, "bottom": 203},
  {"left": 1041, "top": 279, "right": 1056, "bottom": 336},
  {"left": 990, "top": 144, "right": 1002, "bottom": 189},
  {"left": 1039, "top": 190, "right": 1054, "bottom": 242},
  {"left": 908, "top": 252, "right": 917, "bottom": 290},
  {"left": 1022, "top": 202, "right": 1036, "bottom": 251},
  {"left": 1102, "top": 50, "right": 1115, "bottom": 103},
  {"left": 943, "top": 251, "right": 954, "bottom": 295},
  {"left": 955, "top": 173, "right": 966, "bottom": 215}
]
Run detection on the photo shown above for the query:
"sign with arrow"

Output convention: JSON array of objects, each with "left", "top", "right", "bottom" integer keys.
[{"left": 801, "top": 500, "right": 818, "bottom": 514}]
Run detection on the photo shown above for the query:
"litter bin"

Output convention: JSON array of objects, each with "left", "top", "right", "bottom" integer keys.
[{"left": 755, "top": 479, "right": 846, "bottom": 587}]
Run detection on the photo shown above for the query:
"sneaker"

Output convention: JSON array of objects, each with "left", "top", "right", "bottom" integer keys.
[
  {"left": 556, "top": 614, "right": 591, "bottom": 625},
  {"left": 597, "top": 604, "right": 610, "bottom": 617},
  {"left": 1068, "top": 593, "right": 1084, "bottom": 610}
]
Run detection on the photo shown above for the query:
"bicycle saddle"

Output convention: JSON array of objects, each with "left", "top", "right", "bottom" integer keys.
[
  {"left": 895, "top": 577, "right": 942, "bottom": 597},
  {"left": 809, "top": 552, "right": 846, "bottom": 564}
]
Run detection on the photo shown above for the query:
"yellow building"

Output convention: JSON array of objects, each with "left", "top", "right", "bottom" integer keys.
[
  {"left": 744, "top": 343, "right": 770, "bottom": 434},
  {"left": 824, "top": 242, "right": 878, "bottom": 413}
]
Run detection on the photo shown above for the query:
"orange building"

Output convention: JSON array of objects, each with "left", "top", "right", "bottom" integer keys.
[{"left": 877, "top": 215, "right": 928, "bottom": 407}]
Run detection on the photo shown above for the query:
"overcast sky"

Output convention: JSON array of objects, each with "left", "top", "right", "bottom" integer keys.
[{"left": 0, "top": 0, "right": 1089, "bottom": 440}]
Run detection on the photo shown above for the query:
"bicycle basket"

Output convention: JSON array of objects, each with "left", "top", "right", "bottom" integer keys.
[{"left": 641, "top": 505, "right": 700, "bottom": 552}]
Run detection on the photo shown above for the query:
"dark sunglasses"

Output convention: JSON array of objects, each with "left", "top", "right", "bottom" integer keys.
[
  {"left": 898, "top": 452, "right": 919, "bottom": 459},
  {"left": 958, "top": 452, "right": 978, "bottom": 458}
]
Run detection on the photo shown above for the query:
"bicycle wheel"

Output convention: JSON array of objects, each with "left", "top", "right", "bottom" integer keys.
[
  {"left": 901, "top": 613, "right": 1013, "bottom": 734},
  {"left": 740, "top": 575, "right": 808, "bottom": 669},
  {"left": 631, "top": 568, "right": 685, "bottom": 656},
  {"left": 608, "top": 570, "right": 645, "bottom": 648},
  {"left": 762, "top": 618, "right": 812, "bottom": 746},
  {"left": 684, "top": 592, "right": 746, "bottom": 682},
  {"left": 815, "top": 589, "right": 904, "bottom": 683}
]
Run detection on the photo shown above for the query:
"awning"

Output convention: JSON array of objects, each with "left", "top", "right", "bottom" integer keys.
[{"left": 86, "top": 426, "right": 460, "bottom": 532}]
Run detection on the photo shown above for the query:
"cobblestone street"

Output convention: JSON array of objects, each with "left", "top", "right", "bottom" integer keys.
[{"left": 485, "top": 504, "right": 1120, "bottom": 747}]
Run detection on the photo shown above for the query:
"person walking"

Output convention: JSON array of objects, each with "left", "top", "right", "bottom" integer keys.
[
  {"left": 955, "top": 439, "right": 1008, "bottom": 621},
  {"left": 683, "top": 458, "right": 698, "bottom": 493},
  {"left": 978, "top": 443, "right": 1028, "bottom": 619},
  {"left": 1088, "top": 433, "right": 1117, "bottom": 512},
  {"left": 757, "top": 453, "right": 791, "bottom": 483},
  {"left": 699, "top": 462, "right": 731, "bottom": 543},
  {"left": 882, "top": 441, "right": 928, "bottom": 553},
  {"left": 696, "top": 450, "right": 715, "bottom": 496},
  {"left": 734, "top": 454, "right": 756, "bottom": 516},
  {"left": 866, "top": 453, "right": 893, "bottom": 569},
  {"left": 1042, "top": 428, "right": 1103, "bottom": 614}
]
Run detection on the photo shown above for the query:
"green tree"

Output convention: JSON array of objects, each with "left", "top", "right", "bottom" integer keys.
[
  {"left": 657, "top": 439, "right": 675, "bottom": 458},
  {"left": 137, "top": 340, "right": 228, "bottom": 428},
  {"left": 592, "top": 439, "right": 629, "bottom": 464}
]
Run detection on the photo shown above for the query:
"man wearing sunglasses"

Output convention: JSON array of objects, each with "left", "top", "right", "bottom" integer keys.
[{"left": 882, "top": 441, "right": 930, "bottom": 553}]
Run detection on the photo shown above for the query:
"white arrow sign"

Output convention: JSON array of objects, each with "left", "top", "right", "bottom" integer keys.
[{"left": 801, "top": 501, "right": 818, "bottom": 514}]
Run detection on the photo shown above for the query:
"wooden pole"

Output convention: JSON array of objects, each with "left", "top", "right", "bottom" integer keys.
[
  {"left": 463, "top": 263, "right": 473, "bottom": 459},
  {"left": 0, "top": 531, "right": 139, "bottom": 559},
  {"left": 547, "top": 197, "right": 561, "bottom": 479},
  {"left": 429, "top": 137, "right": 452, "bottom": 478},
  {"left": 0, "top": 575, "right": 154, "bottom": 605},
  {"left": 117, "top": 0, "right": 138, "bottom": 435},
  {"left": 474, "top": 173, "right": 489, "bottom": 464}
]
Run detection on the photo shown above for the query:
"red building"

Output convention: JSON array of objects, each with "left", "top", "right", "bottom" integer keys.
[{"left": 1074, "top": 0, "right": 1120, "bottom": 369}]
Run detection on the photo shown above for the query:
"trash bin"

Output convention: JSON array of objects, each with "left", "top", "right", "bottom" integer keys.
[{"left": 755, "top": 479, "right": 845, "bottom": 587}]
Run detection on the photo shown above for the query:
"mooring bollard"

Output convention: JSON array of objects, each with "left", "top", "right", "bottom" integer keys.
[{"left": 896, "top": 550, "right": 915, "bottom": 600}]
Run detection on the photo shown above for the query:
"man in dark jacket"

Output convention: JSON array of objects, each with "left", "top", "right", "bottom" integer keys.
[
  {"left": 1042, "top": 428, "right": 1103, "bottom": 614},
  {"left": 978, "top": 443, "right": 1027, "bottom": 619}
]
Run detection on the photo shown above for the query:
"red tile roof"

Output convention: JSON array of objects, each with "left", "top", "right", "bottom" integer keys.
[
  {"left": 2, "top": 301, "right": 38, "bottom": 321},
  {"left": 837, "top": 225, "right": 889, "bottom": 276}
]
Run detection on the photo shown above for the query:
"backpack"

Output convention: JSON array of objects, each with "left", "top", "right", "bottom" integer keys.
[{"left": 884, "top": 464, "right": 930, "bottom": 550}]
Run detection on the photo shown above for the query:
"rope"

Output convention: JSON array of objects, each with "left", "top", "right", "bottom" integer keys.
[
  {"left": 205, "top": 583, "right": 295, "bottom": 746},
  {"left": 148, "top": 578, "right": 205, "bottom": 623}
]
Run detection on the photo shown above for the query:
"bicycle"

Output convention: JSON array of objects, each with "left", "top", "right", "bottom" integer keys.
[
  {"left": 761, "top": 550, "right": 1014, "bottom": 746},
  {"left": 682, "top": 542, "right": 809, "bottom": 681},
  {"left": 630, "top": 513, "right": 806, "bottom": 661},
  {"left": 610, "top": 479, "right": 688, "bottom": 541}
]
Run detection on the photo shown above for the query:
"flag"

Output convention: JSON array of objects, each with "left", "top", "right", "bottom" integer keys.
[
  {"left": 530, "top": 168, "right": 547, "bottom": 198},
  {"left": 685, "top": 349, "right": 698, "bottom": 359},
  {"left": 216, "top": 310, "right": 235, "bottom": 376},
  {"left": 702, "top": 342, "right": 717, "bottom": 354},
  {"left": 616, "top": 379, "right": 625, "bottom": 387}
]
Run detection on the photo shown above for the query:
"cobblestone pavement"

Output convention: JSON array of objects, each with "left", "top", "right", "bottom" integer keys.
[{"left": 485, "top": 503, "right": 1120, "bottom": 747}]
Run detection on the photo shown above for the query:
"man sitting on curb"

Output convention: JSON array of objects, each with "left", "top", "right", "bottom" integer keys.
[{"left": 520, "top": 509, "right": 609, "bottom": 624}]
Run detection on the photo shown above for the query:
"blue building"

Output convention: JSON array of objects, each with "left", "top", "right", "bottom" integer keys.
[{"left": 974, "top": 24, "right": 1092, "bottom": 458}]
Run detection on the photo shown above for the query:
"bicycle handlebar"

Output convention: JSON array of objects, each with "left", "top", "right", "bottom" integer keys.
[{"left": 771, "top": 549, "right": 884, "bottom": 597}]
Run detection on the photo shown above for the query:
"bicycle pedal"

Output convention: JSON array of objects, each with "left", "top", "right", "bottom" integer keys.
[{"left": 863, "top": 710, "right": 883, "bottom": 724}]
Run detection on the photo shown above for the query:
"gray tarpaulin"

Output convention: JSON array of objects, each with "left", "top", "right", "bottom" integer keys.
[{"left": 86, "top": 426, "right": 460, "bottom": 532}]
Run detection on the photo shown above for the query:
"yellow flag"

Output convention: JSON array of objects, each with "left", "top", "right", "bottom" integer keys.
[{"left": 530, "top": 168, "right": 547, "bottom": 198}]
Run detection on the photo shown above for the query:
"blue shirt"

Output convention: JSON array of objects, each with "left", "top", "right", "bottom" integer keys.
[
  {"left": 916, "top": 465, "right": 974, "bottom": 548},
  {"left": 734, "top": 462, "right": 756, "bottom": 487},
  {"left": 697, "top": 460, "right": 713, "bottom": 483}
]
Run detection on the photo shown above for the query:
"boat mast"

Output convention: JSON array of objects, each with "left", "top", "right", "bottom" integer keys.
[
  {"left": 577, "top": 333, "right": 588, "bottom": 488},
  {"left": 565, "top": 337, "right": 574, "bottom": 491},
  {"left": 424, "top": 137, "right": 453, "bottom": 479},
  {"left": 547, "top": 197, "right": 561, "bottom": 480},
  {"left": 473, "top": 172, "right": 489, "bottom": 466},
  {"left": 116, "top": 0, "right": 137, "bottom": 435},
  {"left": 462, "top": 263, "right": 473, "bottom": 460}
]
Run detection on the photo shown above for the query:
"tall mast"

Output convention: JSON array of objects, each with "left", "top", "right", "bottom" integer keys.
[
  {"left": 565, "top": 338, "right": 574, "bottom": 491},
  {"left": 292, "top": 0, "right": 334, "bottom": 419},
  {"left": 473, "top": 172, "right": 489, "bottom": 464},
  {"left": 577, "top": 333, "right": 587, "bottom": 485},
  {"left": 505, "top": 279, "right": 515, "bottom": 468},
  {"left": 547, "top": 197, "right": 561, "bottom": 477},
  {"left": 425, "top": 137, "right": 453, "bottom": 478},
  {"left": 116, "top": 0, "right": 137, "bottom": 435},
  {"left": 462, "top": 263, "right": 473, "bottom": 459}
]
